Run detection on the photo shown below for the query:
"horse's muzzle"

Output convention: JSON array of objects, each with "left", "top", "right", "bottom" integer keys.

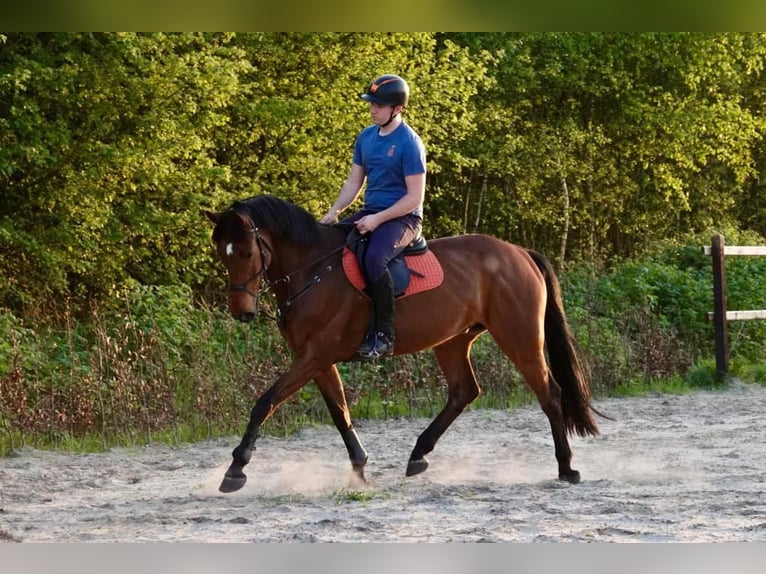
[{"left": 235, "top": 311, "right": 256, "bottom": 323}]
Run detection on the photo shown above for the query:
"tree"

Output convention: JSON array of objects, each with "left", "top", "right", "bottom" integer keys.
[
  {"left": 2, "top": 33, "right": 765, "bottom": 319},
  {"left": 0, "top": 33, "right": 250, "bottom": 315},
  {"left": 444, "top": 33, "right": 766, "bottom": 264}
]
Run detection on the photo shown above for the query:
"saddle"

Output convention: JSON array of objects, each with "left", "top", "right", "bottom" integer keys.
[{"left": 342, "top": 231, "right": 443, "bottom": 299}]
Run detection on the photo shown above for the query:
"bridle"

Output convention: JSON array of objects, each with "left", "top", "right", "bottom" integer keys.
[
  {"left": 227, "top": 224, "right": 272, "bottom": 299},
  {"left": 225, "top": 218, "right": 363, "bottom": 321}
]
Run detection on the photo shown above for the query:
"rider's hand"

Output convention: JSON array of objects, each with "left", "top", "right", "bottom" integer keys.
[
  {"left": 355, "top": 214, "right": 381, "bottom": 235},
  {"left": 320, "top": 212, "right": 338, "bottom": 225}
]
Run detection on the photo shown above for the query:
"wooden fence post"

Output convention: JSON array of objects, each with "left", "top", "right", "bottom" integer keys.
[
  {"left": 704, "top": 236, "right": 766, "bottom": 381},
  {"left": 711, "top": 234, "right": 729, "bottom": 381}
]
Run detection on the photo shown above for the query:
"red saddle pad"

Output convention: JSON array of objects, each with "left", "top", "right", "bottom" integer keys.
[{"left": 342, "top": 248, "right": 444, "bottom": 299}]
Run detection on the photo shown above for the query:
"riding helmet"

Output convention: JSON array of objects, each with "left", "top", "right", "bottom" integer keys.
[{"left": 361, "top": 74, "right": 409, "bottom": 107}]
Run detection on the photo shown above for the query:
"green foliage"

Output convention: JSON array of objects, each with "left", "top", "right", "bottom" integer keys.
[
  {"left": 1, "top": 283, "right": 264, "bottom": 452},
  {"left": 562, "top": 235, "right": 766, "bottom": 391},
  {"left": 332, "top": 489, "right": 383, "bottom": 504},
  {"left": 2, "top": 235, "right": 765, "bottom": 454},
  {"left": 733, "top": 361, "right": 766, "bottom": 386},
  {"left": 0, "top": 33, "right": 250, "bottom": 316},
  {"left": 608, "top": 375, "right": 692, "bottom": 398},
  {"left": 2, "top": 33, "right": 766, "bottom": 452},
  {"left": 685, "top": 360, "right": 719, "bottom": 388},
  {"left": 0, "top": 309, "right": 29, "bottom": 373},
  {"left": 593, "top": 259, "right": 710, "bottom": 343},
  {"left": 441, "top": 33, "right": 766, "bottom": 262},
  {"left": 3, "top": 33, "right": 766, "bottom": 317}
]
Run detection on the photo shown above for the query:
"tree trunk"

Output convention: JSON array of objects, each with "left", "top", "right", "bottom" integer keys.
[
  {"left": 558, "top": 171, "right": 570, "bottom": 268},
  {"left": 473, "top": 175, "right": 487, "bottom": 232},
  {"left": 462, "top": 171, "right": 473, "bottom": 235}
]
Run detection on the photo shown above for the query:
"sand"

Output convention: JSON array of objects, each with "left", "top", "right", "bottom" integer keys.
[{"left": 1, "top": 381, "right": 764, "bottom": 542}]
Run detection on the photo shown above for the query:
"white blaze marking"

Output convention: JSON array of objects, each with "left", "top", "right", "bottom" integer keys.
[{"left": 226, "top": 243, "right": 234, "bottom": 256}]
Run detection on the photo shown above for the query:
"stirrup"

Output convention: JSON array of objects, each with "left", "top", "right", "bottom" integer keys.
[
  {"left": 356, "top": 331, "right": 377, "bottom": 357},
  {"left": 357, "top": 331, "right": 394, "bottom": 359},
  {"left": 373, "top": 332, "right": 394, "bottom": 357}
]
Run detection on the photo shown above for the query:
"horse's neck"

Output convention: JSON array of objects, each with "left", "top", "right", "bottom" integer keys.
[{"left": 268, "top": 227, "right": 345, "bottom": 280}]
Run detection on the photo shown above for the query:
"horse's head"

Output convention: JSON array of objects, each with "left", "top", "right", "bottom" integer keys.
[{"left": 205, "top": 209, "right": 272, "bottom": 322}]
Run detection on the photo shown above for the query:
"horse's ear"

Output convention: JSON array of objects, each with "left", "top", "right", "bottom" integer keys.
[
  {"left": 235, "top": 212, "right": 252, "bottom": 229},
  {"left": 203, "top": 210, "right": 220, "bottom": 224}
]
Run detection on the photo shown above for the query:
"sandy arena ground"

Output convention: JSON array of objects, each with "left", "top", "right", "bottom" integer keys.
[{"left": 1, "top": 381, "right": 764, "bottom": 542}]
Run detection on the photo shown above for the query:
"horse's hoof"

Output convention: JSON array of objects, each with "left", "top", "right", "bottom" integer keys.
[
  {"left": 351, "top": 464, "right": 367, "bottom": 485},
  {"left": 406, "top": 457, "right": 429, "bottom": 476},
  {"left": 219, "top": 471, "right": 247, "bottom": 493},
  {"left": 559, "top": 469, "right": 581, "bottom": 484},
  {"left": 349, "top": 469, "right": 367, "bottom": 488}
]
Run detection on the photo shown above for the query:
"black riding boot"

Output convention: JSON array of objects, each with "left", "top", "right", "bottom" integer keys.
[{"left": 357, "top": 270, "right": 395, "bottom": 359}]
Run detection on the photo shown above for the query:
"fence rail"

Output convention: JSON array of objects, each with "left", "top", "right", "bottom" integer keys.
[
  {"left": 707, "top": 310, "right": 766, "bottom": 321},
  {"left": 702, "top": 234, "right": 766, "bottom": 381},
  {"left": 702, "top": 245, "right": 766, "bottom": 256}
]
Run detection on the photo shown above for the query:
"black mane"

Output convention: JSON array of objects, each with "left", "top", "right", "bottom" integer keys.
[{"left": 214, "top": 195, "right": 323, "bottom": 247}]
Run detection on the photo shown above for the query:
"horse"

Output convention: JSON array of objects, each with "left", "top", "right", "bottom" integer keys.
[{"left": 205, "top": 194, "right": 601, "bottom": 493}]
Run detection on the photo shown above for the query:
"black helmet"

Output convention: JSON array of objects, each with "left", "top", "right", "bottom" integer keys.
[{"left": 360, "top": 74, "right": 409, "bottom": 107}]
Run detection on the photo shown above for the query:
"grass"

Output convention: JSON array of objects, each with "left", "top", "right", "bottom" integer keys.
[
  {"left": 607, "top": 375, "right": 698, "bottom": 398},
  {"left": 732, "top": 361, "right": 766, "bottom": 386},
  {"left": 3, "top": 363, "right": 760, "bottom": 457},
  {"left": 331, "top": 488, "right": 384, "bottom": 505}
]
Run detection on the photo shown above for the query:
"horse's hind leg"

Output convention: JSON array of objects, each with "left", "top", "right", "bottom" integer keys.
[
  {"left": 513, "top": 356, "right": 579, "bottom": 483},
  {"left": 314, "top": 365, "right": 368, "bottom": 483},
  {"left": 407, "top": 333, "right": 481, "bottom": 476}
]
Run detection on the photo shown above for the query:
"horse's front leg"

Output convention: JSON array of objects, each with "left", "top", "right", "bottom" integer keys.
[
  {"left": 218, "top": 387, "right": 274, "bottom": 493},
  {"left": 219, "top": 360, "right": 317, "bottom": 493},
  {"left": 314, "top": 365, "right": 368, "bottom": 484}
]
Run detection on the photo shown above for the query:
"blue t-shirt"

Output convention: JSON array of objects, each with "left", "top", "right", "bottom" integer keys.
[{"left": 352, "top": 121, "right": 426, "bottom": 217}]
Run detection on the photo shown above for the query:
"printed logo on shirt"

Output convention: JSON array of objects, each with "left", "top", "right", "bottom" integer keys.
[{"left": 387, "top": 144, "right": 396, "bottom": 157}]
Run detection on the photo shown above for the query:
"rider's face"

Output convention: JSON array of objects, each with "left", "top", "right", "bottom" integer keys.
[{"left": 370, "top": 102, "right": 400, "bottom": 125}]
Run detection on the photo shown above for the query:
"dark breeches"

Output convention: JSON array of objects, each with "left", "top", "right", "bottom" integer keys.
[{"left": 339, "top": 212, "right": 421, "bottom": 281}]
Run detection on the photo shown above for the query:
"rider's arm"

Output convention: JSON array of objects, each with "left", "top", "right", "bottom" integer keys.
[{"left": 320, "top": 163, "right": 366, "bottom": 224}]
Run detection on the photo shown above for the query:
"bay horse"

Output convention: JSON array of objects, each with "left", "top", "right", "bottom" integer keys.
[{"left": 206, "top": 194, "right": 600, "bottom": 493}]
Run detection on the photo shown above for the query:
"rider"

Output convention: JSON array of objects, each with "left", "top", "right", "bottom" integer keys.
[{"left": 320, "top": 74, "right": 427, "bottom": 359}]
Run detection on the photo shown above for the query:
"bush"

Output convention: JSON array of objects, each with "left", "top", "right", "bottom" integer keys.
[
  {"left": 2, "top": 235, "right": 765, "bottom": 454},
  {"left": 562, "top": 235, "right": 766, "bottom": 390}
]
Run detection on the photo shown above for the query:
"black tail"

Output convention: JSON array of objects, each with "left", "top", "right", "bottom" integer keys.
[{"left": 527, "top": 250, "right": 600, "bottom": 437}]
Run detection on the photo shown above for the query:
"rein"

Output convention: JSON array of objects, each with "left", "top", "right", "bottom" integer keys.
[{"left": 235, "top": 221, "right": 362, "bottom": 321}]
